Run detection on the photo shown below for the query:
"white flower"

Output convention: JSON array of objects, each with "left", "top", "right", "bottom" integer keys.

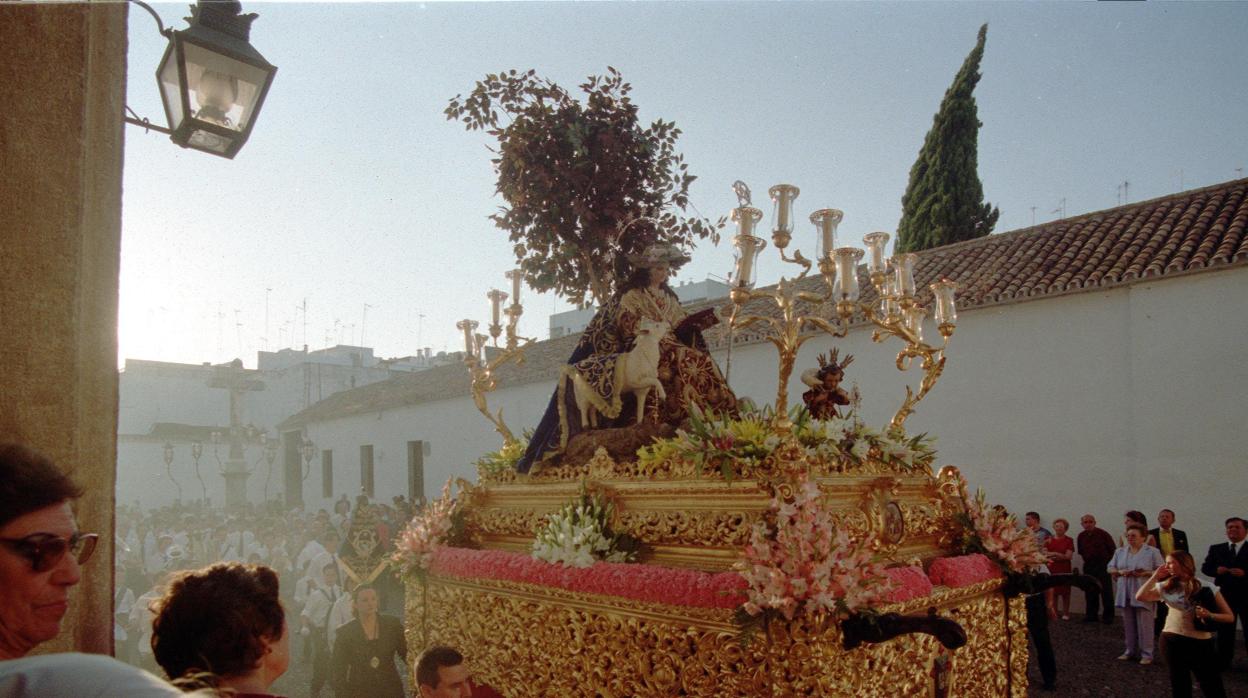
[{"left": 850, "top": 438, "right": 871, "bottom": 460}]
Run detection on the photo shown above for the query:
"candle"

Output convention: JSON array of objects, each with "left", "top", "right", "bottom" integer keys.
[
  {"left": 878, "top": 274, "right": 899, "bottom": 319},
  {"left": 930, "top": 279, "right": 958, "bottom": 326},
  {"left": 506, "top": 270, "right": 523, "bottom": 306},
  {"left": 733, "top": 234, "right": 766, "bottom": 289},
  {"left": 487, "top": 289, "right": 508, "bottom": 327},
  {"left": 810, "top": 209, "right": 843, "bottom": 262},
  {"left": 862, "top": 232, "right": 890, "bottom": 276},
  {"left": 731, "top": 206, "right": 763, "bottom": 239},
  {"left": 832, "top": 247, "right": 864, "bottom": 302},
  {"left": 893, "top": 253, "right": 918, "bottom": 297},
  {"left": 904, "top": 305, "right": 926, "bottom": 342},
  {"left": 474, "top": 333, "right": 489, "bottom": 360},
  {"left": 456, "top": 319, "right": 478, "bottom": 355},
  {"left": 768, "top": 184, "right": 800, "bottom": 244}
]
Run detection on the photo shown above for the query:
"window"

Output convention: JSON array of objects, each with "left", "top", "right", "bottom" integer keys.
[
  {"left": 321, "top": 449, "right": 333, "bottom": 499},
  {"left": 360, "top": 444, "right": 374, "bottom": 498},
  {"left": 407, "top": 440, "right": 425, "bottom": 505}
]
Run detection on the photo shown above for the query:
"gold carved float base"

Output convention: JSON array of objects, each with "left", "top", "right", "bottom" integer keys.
[{"left": 405, "top": 575, "right": 1029, "bottom": 697}]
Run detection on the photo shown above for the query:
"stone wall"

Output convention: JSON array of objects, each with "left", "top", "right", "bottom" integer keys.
[{"left": 0, "top": 3, "right": 128, "bottom": 655}]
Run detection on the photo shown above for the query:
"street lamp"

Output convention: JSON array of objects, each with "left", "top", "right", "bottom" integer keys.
[
  {"left": 301, "top": 438, "right": 316, "bottom": 481},
  {"left": 125, "top": 0, "right": 277, "bottom": 159},
  {"left": 261, "top": 432, "right": 279, "bottom": 502},
  {"left": 190, "top": 440, "right": 207, "bottom": 504},
  {"left": 162, "top": 441, "right": 182, "bottom": 503}
]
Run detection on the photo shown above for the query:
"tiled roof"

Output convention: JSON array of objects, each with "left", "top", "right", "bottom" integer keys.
[{"left": 282, "top": 178, "right": 1248, "bottom": 427}]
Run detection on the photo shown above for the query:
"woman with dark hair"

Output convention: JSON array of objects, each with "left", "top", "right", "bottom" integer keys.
[
  {"left": 150, "top": 562, "right": 289, "bottom": 696},
  {"left": 1138, "top": 550, "right": 1232, "bottom": 697},
  {"left": 516, "top": 242, "right": 738, "bottom": 472},
  {"left": 331, "top": 584, "right": 407, "bottom": 698},
  {"left": 0, "top": 443, "right": 95, "bottom": 660},
  {"left": 1122, "top": 510, "right": 1158, "bottom": 547}
]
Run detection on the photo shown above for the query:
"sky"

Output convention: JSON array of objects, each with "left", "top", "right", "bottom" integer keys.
[{"left": 119, "top": 1, "right": 1248, "bottom": 369}]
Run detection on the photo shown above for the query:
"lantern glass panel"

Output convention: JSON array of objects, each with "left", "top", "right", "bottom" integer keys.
[
  {"left": 181, "top": 40, "right": 269, "bottom": 132},
  {"left": 157, "top": 43, "right": 186, "bottom": 133}
]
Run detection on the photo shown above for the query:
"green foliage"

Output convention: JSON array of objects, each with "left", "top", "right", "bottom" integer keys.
[
  {"left": 446, "top": 68, "right": 722, "bottom": 306},
  {"left": 896, "top": 24, "right": 1000, "bottom": 253},
  {"left": 634, "top": 403, "right": 937, "bottom": 479},
  {"left": 475, "top": 436, "right": 528, "bottom": 479}
]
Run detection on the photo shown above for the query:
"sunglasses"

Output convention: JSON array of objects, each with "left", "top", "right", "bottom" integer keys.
[{"left": 0, "top": 532, "right": 99, "bottom": 572}]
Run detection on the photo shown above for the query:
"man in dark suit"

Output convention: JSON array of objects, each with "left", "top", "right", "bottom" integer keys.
[
  {"left": 1201, "top": 516, "right": 1248, "bottom": 670},
  {"left": 1150, "top": 508, "right": 1190, "bottom": 636}
]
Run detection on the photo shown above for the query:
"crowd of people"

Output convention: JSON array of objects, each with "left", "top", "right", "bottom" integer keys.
[
  {"left": 1023, "top": 507, "right": 1247, "bottom": 697},
  {"left": 0, "top": 443, "right": 477, "bottom": 698},
  {"left": 112, "top": 491, "right": 420, "bottom": 693}
]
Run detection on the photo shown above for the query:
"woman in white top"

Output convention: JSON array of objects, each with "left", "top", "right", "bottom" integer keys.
[
  {"left": 1137, "top": 550, "right": 1232, "bottom": 698},
  {"left": 1109, "top": 524, "right": 1164, "bottom": 664}
]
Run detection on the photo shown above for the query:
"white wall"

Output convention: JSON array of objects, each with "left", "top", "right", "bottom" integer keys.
[
  {"left": 297, "top": 380, "right": 556, "bottom": 512},
  {"left": 117, "top": 355, "right": 400, "bottom": 509},
  {"left": 298, "top": 268, "right": 1248, "bottom": 563}
]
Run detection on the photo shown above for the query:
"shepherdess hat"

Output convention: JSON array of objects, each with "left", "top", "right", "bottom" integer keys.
[{"left": 627, "top": 242, "right": 691, "bottom": 269}]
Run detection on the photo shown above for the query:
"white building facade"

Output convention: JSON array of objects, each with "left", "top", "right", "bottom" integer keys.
[{"left": 116, "top": 344, "right": 455, "bottom": 509}]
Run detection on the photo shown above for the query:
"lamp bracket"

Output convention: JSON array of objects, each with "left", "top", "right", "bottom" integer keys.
[
  {"left": 124, "top": 107, "right": 173, "bottom": 135},
  {"left": 127, "top": 0, "right": 173, "bottom": 38}
]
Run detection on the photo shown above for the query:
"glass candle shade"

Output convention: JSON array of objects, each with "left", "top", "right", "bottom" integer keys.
[
  {"left": 456, "top": 319, "right": 479, "bottom": 355},
  {"left": 811, "top": 209, "right": 844, "bottom": 264},
  {"left": 832, "top": 247, "right": 864, "bottom": 303},
  {"left": 862, "top": 232, "right": 891, "bottom": 277},
  {"left": 475, "top": 333, "right": 490, "bottom": 361},
  {"left": 930, "top": 279, "right": 958, "bottom": 326},
  {"left": 505, "top": 270, "right": 523, "bottom": 306},
  {"left": 733, "top": 234, "right": 767, "bottom": 289},
  {"left": 731, "top": 206, "right": 764, "bottom": 241},
  {"left": 487, "top": 289, "right": 508, "bottom": 327},
  {"left": 904, "top": 305, "right": 926, "bottom": 342},
  {"left": 893, "top": 253, "right": 918, "bottom": 297},
  {"left": 768, "top": 184, "right": 800, "bottom": 248},
  {"left": 878, "top": 274, "right": 900, "bottom": 320}
]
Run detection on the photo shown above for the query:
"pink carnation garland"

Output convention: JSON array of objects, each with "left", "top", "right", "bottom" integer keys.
[
  {"left": 882, "top": 565, "right": 934, "bottom": 603},
  {"left": 429, "top": 547, "right": 746, "bottom": 610},
  {"left": 927, "top": 553, "right": 1002, "bottom": 588}
]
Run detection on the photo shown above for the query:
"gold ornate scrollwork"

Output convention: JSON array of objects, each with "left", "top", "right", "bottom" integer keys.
[
  {"left": 858, "top": 477, "right": 905, "bottom": 556},
  {"left": 407, "top": 574, "right": 1020, "bottom": 696}
]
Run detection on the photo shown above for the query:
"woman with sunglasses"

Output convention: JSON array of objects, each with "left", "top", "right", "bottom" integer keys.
[
  {"left": 0, "top": 443, "right": 97, "bottom": 660},
  {"left": 1, "top": 443, "right": 194, "bottom": 697}
]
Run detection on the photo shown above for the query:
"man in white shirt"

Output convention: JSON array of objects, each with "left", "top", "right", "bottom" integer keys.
[{"left": 301, "top": 556, "right": 342, "bottom": 697}]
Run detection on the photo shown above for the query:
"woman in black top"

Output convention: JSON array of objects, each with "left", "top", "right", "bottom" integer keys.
[{"left": 331, "top": 584, "right": 407, "bottom": 698}]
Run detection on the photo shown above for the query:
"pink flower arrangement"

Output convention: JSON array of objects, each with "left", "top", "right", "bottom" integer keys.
[
  {"left": 430, "top": 547, "right": 745, "bottom": 609},
  {"left": 735, "top": 475, "right": 894, "bottom": 621},
  {"left": 961, "top": 489, "right": 1048, "bottom": 574},
  {"left": 927, "top": 554, "right": 1002, "bottom": 588},
  {"left": 390, "top": 478, "right": 458, "bottom": 578},
  {"left": 882, "top": 565, "right": 934, "bottom": 603}
]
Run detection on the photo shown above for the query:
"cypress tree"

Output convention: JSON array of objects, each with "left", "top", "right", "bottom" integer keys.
[{"left": 896, "top": 24, "right": 999, "bottom": 253}]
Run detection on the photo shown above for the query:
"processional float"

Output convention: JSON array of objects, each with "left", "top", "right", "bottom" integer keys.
[{"left": 394, "top": 182, "right": 1069, "bottom": 696}]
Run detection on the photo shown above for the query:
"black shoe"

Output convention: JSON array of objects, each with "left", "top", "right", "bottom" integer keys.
[{"left": 1081, "top": 617, "right": 1097, "bottom": 623}]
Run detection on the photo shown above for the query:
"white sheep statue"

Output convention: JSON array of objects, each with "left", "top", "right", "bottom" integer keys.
[{"left": 572, "top": 318, "right": 668, "bottom": 428}]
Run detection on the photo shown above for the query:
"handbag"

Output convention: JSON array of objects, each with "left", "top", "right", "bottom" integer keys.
[{"left": 1193, "top": 586, "right": 1222, "bottom": 632}]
